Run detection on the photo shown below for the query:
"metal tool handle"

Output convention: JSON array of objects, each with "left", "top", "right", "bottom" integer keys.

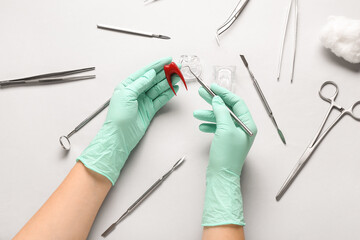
[
  {"left": 0, "top": 67, "right": 95, "bottom": 83},
  {"left": 201, "top": 83, "right": 252, "bottom": 135},
  {"left": 97, "top": 24, "right": 152, "bottom": 38},
  {"left": 59, "top": 99, "right": 110, "bottom": 151},
  {"left": 126, "top": 179, "right": 162, "bottom": 215},
  {"left": 252, "top": 79, "right": 273, "bottom": 116},
  {"left": 217, "top": 0, "right": 249, "bottom": 35},
  {"left": 184, "top": 66, "right": 252, "bottom": 136},
  {"left": 0, "top": 81, "right": 24, "bottom": 87},
  {"left": 318, "top": 81, "right": 339, "bottom": 104},
  {"left": 349, "top": 101, "right": 360, "bottom": 121},
  {"left": 103, "top": 156, "right": 185, "bottom": 237},
  {"left": 277, "top": 0, "right": 293, "bottom": 81},
  {"left": 233, "top": 0, "right": 250, "bottom": 19},
  {"left": 74, "top": 99, "right": 111, "bottom": 132},
  {"left": 126, "top": 158, "right": 185, "bottom": 214},
  {"left": 0, "top": 75, "right": 95, "bottom": 87}
]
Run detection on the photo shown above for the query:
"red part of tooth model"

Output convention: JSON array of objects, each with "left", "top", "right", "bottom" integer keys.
[{"left": 164, "top": 62, "right": 188, "bottom": 96}]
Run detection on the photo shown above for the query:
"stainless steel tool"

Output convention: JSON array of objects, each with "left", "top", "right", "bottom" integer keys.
[
  {"left": 101, "top": 156, "right": 186, "bottom": 237},
  {"left": 240, "top": 55, "right": 286, "bottom": 144},
  {"left": 276, "top": 0, "right": 298, "bottom": 83},
  {"left": 276, "top": 81, "right": 360, "bottom": 201},
  {"left": 144, "top": 0, "right": 160, "bottom": 4},
  {"left": 184, "top": 66, "right": 253, "bottom": 136},
  {"left": 0, "top": 67, "right": 95, "bottom": 88},
  {"left": 97, "top": 24, "right": 171, "bottom": 40},
  {"left": 215, "top": 0, "right": 250, "bottom": 46},
  {"left": 59, "top": 99, "right": 110, "bottom": 150}
]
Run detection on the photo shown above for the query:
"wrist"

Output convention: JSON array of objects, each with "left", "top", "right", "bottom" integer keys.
[
  {"left": 202, "top": 169, "right": 244, "bottom": 226},
  {"left": 77, "top": 123, "right": 129, "bottom": 185}
]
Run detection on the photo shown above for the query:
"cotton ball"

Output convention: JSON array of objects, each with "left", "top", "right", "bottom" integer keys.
[{"left": 320, "top": 16, "right": 360, "bottom": 64}]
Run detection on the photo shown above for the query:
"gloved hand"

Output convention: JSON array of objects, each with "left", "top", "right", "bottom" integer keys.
[
  {"left": 78, "top": 57, "right": 180, "bottom": 185},
  {"left": 193, "top": 84, "right": 257, "bottom": 226}
]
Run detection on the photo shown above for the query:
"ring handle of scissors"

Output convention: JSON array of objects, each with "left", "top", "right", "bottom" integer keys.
[
  {"left": 319, "top": 81, "right": 339, "bottom": 103},
  {"left": 347, "top": 100, "right": 360, "bottom": 121}
]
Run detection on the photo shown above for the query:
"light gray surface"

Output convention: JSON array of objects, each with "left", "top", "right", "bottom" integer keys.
[{"left": 1, "top": 0, "right": 360, "bottom": 239}]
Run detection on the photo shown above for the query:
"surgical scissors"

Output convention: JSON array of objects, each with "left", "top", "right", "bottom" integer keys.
[{"left": 276, "top": 81, "right": 360, "bottom": 201}]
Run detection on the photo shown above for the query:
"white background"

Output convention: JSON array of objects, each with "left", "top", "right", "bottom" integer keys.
[{"left": 1, "top": 0, "right": 360, "bottom": 239}]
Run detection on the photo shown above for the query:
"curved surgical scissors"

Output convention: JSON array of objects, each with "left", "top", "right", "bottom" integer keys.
[{"left": 276, "top": 81, "right": 360, "bottom": 201}]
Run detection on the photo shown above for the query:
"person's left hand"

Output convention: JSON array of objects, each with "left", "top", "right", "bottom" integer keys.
[{"left": 78, "top": 57, "right": 180, "bottom": 185}]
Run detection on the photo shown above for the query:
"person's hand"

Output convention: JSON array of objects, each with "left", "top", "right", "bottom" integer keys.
[
  {"left": 78, "top": 57, "right": 180, "bottom": 185},
  {"left": 193, "top": 84, "right": 257, "bottom": 226}
]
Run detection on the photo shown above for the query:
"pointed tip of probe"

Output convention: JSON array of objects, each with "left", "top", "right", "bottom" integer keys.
[
  {"left": 158, "top": 35, "right": 171, "bottom": 40},
  {"left": 215, "top": 34, "right": 221, "bottom": 46}
]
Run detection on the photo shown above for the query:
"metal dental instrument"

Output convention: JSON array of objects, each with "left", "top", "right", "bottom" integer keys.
[
  {"left": 97, "top": 24, "right": 171, "bottom": 40},
  {"left": 277, "top": 0, "right": 298, "bottom": 83},
  {"left": 59, "top": 99, "right": 110, "bottom": 150},
  {"left": 240, "top": 55, "right": 286, "bottom": 144},
  {"left": 101, "top": 156, "right": 186, "bottom": 238},
  {"left": 144, "top": 0, "right": 159, "bottom": 4},
  {"left": 276, "top": 81, "right": 360, "bottom": 201},
  {"left": 215, "top": 0, "right": 250, "bottom": 46},
  {"left": 0, "top": 67, "right": 95, "bottom": 88},
  {"left": 184, "top": 66, "right": 253, "bottom": 136}
]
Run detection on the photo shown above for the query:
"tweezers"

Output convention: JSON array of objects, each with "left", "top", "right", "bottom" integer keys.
[
  {"left": 276, "top": 0, "right": 298, "bottom": 83},
  {"left": 0, "top": 67, "right": 95, "bottom": 88},
  {"left": 215, "top": 0, "right": 250, "bottom": 46}
]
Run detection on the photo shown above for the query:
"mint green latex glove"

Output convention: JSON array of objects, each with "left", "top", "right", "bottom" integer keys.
[
  {"left": 77, "top": 57, "right": 180, "bottom": 185},
  {"left": 193, "top": 84, "right": 257, "bottom": 226}
]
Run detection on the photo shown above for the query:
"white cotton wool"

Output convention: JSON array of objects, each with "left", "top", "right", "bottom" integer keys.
[{"left": 320, "top": 16, "right": 360, "bottom": 64}]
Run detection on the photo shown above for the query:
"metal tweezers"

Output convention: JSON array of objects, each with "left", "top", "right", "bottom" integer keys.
[
  {"left": 277, "top": 0, "right": 298, "bottom": 83},
  {"left": 0, "top": 67, "right": 95, "bottom": 88},
  {"left": 215, "top": 0, "right": 250, "bottom": 46}
]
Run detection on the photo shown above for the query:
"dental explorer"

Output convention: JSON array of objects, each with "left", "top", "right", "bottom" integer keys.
[
  {"left": 240, "top": 55, "right": 286, "bottom": 144},
  {"left": 185, "top": 66, "right": 253, "bottom": 136},
  {"left": 97, "top": 24, "right": 171, "bottom": 40},
  {"left": 101, "top": 156, "right": 186, "bottom": 237}
]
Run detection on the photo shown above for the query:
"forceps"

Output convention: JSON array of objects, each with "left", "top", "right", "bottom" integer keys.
[
  {"left": 277, "top": 0, "right": 298, "bottom": 83},
  {"left": 0, "top": 67, "right": 95, "bottom": 88},
  {"left": 276, "top": 81, "right": 360, "bottom": 201}
]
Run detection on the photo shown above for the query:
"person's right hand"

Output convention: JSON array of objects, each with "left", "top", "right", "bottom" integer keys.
[{"left": 193, "top": 83, "right": 257, "bottom": 227}]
